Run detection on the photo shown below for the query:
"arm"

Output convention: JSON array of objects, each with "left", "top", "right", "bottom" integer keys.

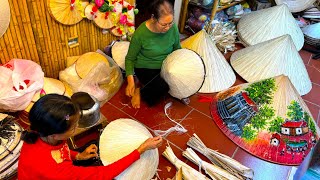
[
  {"left": 173, "top": 24, "right": 182, "bottom": 51},
  {"left": 125, "top": 34, "right": 142, "bottom": 77}
]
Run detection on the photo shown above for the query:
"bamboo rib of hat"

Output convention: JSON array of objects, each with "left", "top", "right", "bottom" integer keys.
[
  {"left": 99, "top": 118, "right": 159, "bottom": 180},
  {"left": 302, "top": 23, "right": 320, "bottom": 47},
  {"left": 161, "top": 49, "right": 205, "bottom": 100},
  {"left": 111, "top": 41, "right": 130, "bottom": 70},
  {"left": 0, "top": 0, "right": 10, "bottom": 38},
  {"left": 47, "top": 0, "right": 88, "bottom": 25},
  {"left": 230, "top": 34, "right": 311, "bottom": 96},
  {"left": 181, "top": 30, "right": 236, "bottom": 93},
  {"left": 275, "top": 0, "right": 316, "bottom": 12},
  {"left": 237, "top": 4, "right": 304, "bottom": 50}
]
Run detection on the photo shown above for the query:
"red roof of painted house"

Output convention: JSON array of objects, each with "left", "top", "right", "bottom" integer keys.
[
  {"left": 282, "top": 120, "right": 307, "bottom": 128},
  {"left": 271, "top": 133, "right": 281, "bottom": 139},
  {"left": 241, "top": 92, "right": 258, "bottom": 111}
]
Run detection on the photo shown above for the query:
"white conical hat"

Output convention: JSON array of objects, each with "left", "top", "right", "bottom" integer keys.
[
  {"left": 181, "top": 30, "right": 236, "bottom": 93},
  {"left": 302, "top": 22, "right": 320, "bottom": 39},
  {"left": 161, "top": 49, "right": 205, "bottom": 100},
  {"left": 0, "top": 0, "right": 10, "bottom": 38},
  {"left": 47, "top": 0, "right": 86, "bottom": 25},
  {"left": 237, "top": 4, "right": 304, "bottom": 50},
  {"left": 31, "top": 77, "right": 66, "bottom": 102},
  {"left": 99, "top": 118, "right": 159, "bottom": 180},
  {"left": 111, "top": 41, "right": 130, "bottom": 70},
  {"left": 231, "top": 35, "right": 311, "bottom": 95},
  {"left": 275, "top": 0, "right": 316, "bottom": 13}
]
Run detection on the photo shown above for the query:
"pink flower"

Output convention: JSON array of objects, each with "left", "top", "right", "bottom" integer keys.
[
  {"left": 95, "top": 0, "right": 104, "bottom": 7},
  {"left": 119, "top": 14, "right": 128, "bottom": 25}
]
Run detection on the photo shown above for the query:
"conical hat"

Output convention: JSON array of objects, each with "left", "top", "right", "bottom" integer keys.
[
  {"left": 99, "top": 118, "right": 159, "bottom": 180},
  {"left": 111, "top": 41, "right": 130, "bottom": 70},
  {"left": 231, "top": 35, "right": 311, "bottom": 95},
  {"left": 275, "top": 0, "right": 316, "bottom": 12},
  {"left": 47, "top": 0, "right": 87, "bottom": 25},
  {"left": 0, "top": 0, "right": 10, "bottom": 38},
  {"left": 93, "top": 11, "right": 114, "bottom": 29},
  {"left": 31, "top": 77, "right": 66, "bottom": 102},
  {"left": 75, "top": 52, "right": 110, "bottom": 78},
  {"left": 181, "top": 30, "right": 236, "bottom": 93},
  {"left": 237, "top": 4, "right": 304, "bottom": 50},
  {"left": 302, "top": 22, "right": 320, "bottom": 39},
  {"left": 161, "top": 49, "right": 205, "bottom": 100},
  {"left": 212, "top": 75, "right": 320, "bottom": 165}
]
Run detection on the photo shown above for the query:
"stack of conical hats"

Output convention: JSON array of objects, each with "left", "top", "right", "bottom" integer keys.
[
  {"left": 275, "top": 0, "right": 316, "bottom": 12},
  {"left": 237, "top": 4, "right": 304, "bottom": 50},
  {"left": 181, "top": 30, "right": 236, "bottom": 93},
  {"left": 230, "top": 35, "right": 311, "bottom": 96},
  {"left": 302, "top": 23, "right": 320, "bottom": 47}
]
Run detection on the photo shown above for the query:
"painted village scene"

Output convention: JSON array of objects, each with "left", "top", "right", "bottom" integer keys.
[{"left": 211, "top": 75, "right": 320, "bottom": 165}]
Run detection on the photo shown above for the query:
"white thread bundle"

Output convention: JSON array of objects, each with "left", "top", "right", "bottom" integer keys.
[
  {"left": 161, "top": 49, "right": 206, "bottom": 99},
  {"left": 99, "top": 118, "right": 159, "bottom": 180},
  {"left": 237, "top": 4, "right": 304, "bottom": 50},
  {"left": 154, "top": 102, "right": 187, "bottom": 137},
  {"left": 182, "top": 148, "right": 239, "bottom": 180},
  {"left": 275, "top": 0, "right": 316, "bottom": 12},
  {"left": 187, "top": 134, "right": 254, "bottom": 179},
  {"left": 230, "top": 35, "right": 311, "bottom": 96},
  {"left": 181, "top": 30, "right": 236, "bottom": 93},
  {"left": 162, "top": 145, "right": 208, "bottom": 180}
]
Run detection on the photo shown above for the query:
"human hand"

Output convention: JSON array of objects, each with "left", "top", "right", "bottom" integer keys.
[
  {"left": 76, "top": 144, "right": 98, "bottom": 160},
  {"left": 126, "top": 75, "right": 135, "bottom": 97},
  {"left": 137, "top": 136, "right": 163, "bottom": 154}
]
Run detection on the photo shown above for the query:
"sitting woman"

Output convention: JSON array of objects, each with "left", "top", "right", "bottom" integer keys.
[
  {"left": 125, "top": 0, "right": 181, "bottom": 108},
  {"left": 18, "top": 93, "right": 162, "bottom": 180}
]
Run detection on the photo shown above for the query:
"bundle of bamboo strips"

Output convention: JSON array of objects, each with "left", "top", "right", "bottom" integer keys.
[
  {"left": 182, "top": 148, "right": 239, "bottom": 180},
  {"left": 162, "top": 145, "right": 208, "bottom": 180},
  {"left": 187, "top": 134, "right": 254, "bottom": 179}
]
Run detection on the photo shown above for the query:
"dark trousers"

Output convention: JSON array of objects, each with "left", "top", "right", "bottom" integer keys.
[{"left": 135, "top": 68, "right": 169, "bottom": 106}]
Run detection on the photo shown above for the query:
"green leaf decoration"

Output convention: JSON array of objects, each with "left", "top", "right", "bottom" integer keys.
[{"left": 287, "top": 100, "right": 303, "bottom": 121}]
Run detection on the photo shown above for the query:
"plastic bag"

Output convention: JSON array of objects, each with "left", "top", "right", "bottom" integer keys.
[{"left": 0, "top": 59, "right": 44, "bottom": 112}]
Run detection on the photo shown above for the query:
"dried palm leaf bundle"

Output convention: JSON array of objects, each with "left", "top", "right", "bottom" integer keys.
[
  {"left": 302, "top": 22, "right": 320, "bottom": 47},
  {"left": 99, "top": 118, "right": 159, "bottom": 180},
  {"left": 111, "top": 41, "right": 130, "bottom": 70},
  {"left": 0, "top": 0, "right": 10, "bottom": 38},
  {"left": 162, "top": 145, "right": 208, "bottom": 180},
  {"left": 230, "top": 35, "right": 311, "bottom": 95},
  {"left": 75, "top": 52, "right": 110, "bottom": 78},
  {"left": 237, "top": 4, "right": 304, "bottom": 50},
  {"left": 187, "top": 134, "right": 254, "bottom": 179},
  {"left": 181, "top": 30, "right": 236, "bottom": 93},
  {"left": 183, "top": 148, "right": 240, "bottom": 180},
  {"left": 161, "top": 49, "right": 205, "bottom": 100},
  {"left": 275, "top": 0, "right": 316, "bottom": 12},
  {"left": 47, "top": 0, "right": 88, "bottom": 25}
]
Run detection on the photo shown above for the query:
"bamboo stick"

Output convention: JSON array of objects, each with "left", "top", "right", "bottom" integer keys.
[{"left": 0, "top": 37, "right": 10, "bottom": 61}]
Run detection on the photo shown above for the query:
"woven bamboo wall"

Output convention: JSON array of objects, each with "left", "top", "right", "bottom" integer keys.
[{"left": 0, "top": 0, "right": 135, "bottom": 78}]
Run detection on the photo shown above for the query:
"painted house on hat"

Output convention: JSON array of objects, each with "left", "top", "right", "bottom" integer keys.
[
  {"left": 270, "top": 120, "right": 317, "bottom": 153},
  {"left": 217, "top": 91, "right": 258, "bottom": 136}
]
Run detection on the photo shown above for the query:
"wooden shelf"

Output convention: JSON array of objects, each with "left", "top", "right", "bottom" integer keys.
[{"left": 217, "top": 0, "right": 246, "bottom": 12}]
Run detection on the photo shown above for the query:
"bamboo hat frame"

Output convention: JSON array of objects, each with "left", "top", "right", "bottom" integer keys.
[{"left": 0, "top": 0, "right": 10, "bottom": 38}]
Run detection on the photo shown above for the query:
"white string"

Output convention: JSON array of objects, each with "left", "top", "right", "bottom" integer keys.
[{"left": 153, "top": 102, "right": 187, "bottom": 137}]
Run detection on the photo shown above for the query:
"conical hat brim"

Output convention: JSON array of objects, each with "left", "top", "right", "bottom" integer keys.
[
  {"left": 237, "top": 4, "right": 304, "bottom": 50},
  {"left": 32, "top": 77, "right": 66, "bottom": 102},
  {"left": 75, "top": 52, "right": 110, "bottom": 78},
  {"left": 0, "top": 0, "right": 10, "bottom": 38},
  {"left": 231, "top": 35, "right": 311, "bottom": 95},
  {"left": 181, "top": 30, "right": 236, "bottom": 93},
  {"left": 275, "top": 0, "right": 316, "bottom": 12}
]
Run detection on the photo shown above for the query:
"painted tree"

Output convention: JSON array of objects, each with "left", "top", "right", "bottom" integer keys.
[
  {"left": 304, "top": 112, "right": 317, "bottom": 135},
  {"left": 268, "top": 116, "right": 285, "bottom": 133},
  {"left": 287, "top": 100, "right": 303, "bottom": 121},
  {"left": 244, "top": 78, "right": 276, "bottom": 105},
  {"left": 251, "top": 105, "right": 275, "bottom": 130},
  {"left": 242, "top": 125, "right": 257, "bottom": 141}
]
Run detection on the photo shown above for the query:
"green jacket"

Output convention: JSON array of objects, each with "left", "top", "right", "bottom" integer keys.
[{"left": 125, "top": 21, "right": 181, "bottom": 76}]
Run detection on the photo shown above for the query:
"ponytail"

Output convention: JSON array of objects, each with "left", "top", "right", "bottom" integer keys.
[{"left": 22, "top": 130, "right": 40, "bottom": 144}]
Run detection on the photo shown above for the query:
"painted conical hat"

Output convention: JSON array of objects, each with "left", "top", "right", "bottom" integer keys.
[
  {"left": 75, "top": 52, "right": 110, "bottom": 78},
  {"left": 111, "top": 41, "right": 130, "bottom": 70},
  {"left": 0, "top": 0, "right": 10, "bottom": 38},
  {"left": 212, "top": 75, "right": 319, "bottom": 165},
  {"left": 99, "top": 118, "right": 159, "bottom": 180},
  {"left": 47, "top": 0, "right": 88, "bottom": 25},
  {"left": 231, "top": 35, "right": 311, "bottom": 96},
  {"left": 275, "top": 0, "right": 316, "bottom": 12},
  {"left": 237, "top": 4, "right": 304, "bottom": 50},
  {"left": 181, "top": 30, "right": 236, "bottom": 93},
  {"left": 161, "top": 49, "right": 205, "bottom": 100},
  {"left": 31, "top": 77, "right": 66, "bottom": 102},
  {"left": 93, "top": 10, "right": 114, "bottom": 29}
]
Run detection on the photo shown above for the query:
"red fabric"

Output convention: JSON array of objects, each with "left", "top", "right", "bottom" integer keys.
[{"left": 18, "top": 139, "right": 140, "bottom": 180}]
